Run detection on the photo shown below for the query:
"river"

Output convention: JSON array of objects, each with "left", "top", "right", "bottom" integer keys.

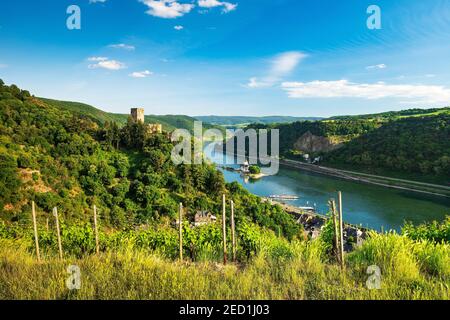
[{"left": 205, "top": 143, "right": 450, "bottom": 231}]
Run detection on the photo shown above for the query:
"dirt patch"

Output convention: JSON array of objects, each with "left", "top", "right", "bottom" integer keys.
[
  {"left": 3, "top": 204, "right": 14, "bottom": 211},
  {"left": 19, "top": 168, "right": 52, "bottom": 193}
]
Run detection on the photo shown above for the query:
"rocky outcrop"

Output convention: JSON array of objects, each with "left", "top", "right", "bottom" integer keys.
[{"left": 293, "top": 131, "right": 342, "bottom": 153}]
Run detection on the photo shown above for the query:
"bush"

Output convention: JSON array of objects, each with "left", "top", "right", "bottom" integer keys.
[
  {"left": 402, "top": 216, "right": 450, "bottom": 243},
  {"left": 249, "top": 165, "right": 261, "bottom": 174}
]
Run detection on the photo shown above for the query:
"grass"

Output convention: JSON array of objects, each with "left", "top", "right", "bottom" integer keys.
[{"left": 0, "top": 231, "right": 448, "bottom": 300}]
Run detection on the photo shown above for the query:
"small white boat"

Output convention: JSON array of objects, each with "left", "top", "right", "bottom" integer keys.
[
  {"left": 268, "top": 194, "right": 300, "bottom": 200},
  {"left": 298, "top": 206, "right": 315, "bottom": 211}
]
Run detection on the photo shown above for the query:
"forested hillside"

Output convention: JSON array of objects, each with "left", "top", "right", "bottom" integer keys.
[
  {"left": 247, "top": 108, "right": 450, "bottom": 183},
  {"left": 247, "top": 119, "right": 381, "bottom": 156},
  {"left": 325, "top": 114, "right": 450, "bottom": 180},
  {"left": 0, "top": 80, "right": 299, "bottom": 238}
]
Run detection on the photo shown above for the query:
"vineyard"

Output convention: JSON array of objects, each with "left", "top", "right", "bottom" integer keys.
[{"left": 1, "top": 209, "right": 449, "bottom": 300}]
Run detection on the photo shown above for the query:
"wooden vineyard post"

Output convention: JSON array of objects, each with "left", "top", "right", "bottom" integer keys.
[
  {"left": 53, "top": 207, "right": 63, "bottom": 260},
  {"left": 93, "top": 205, "right": 99, "bottom": 255},
  {"left": 179, "top": 203, "right": 183, "bottom": 261},
  {"left": 230, "top": 200, "right": 236, "bottom": 263},
  {"left": 222, "top": 194, "right": 227, "bottom": 265},
  {"left": 338, "top": 192, "right": 345, "bottom": 269},
  {"left": 31, "top": 201, "right": 41, "bottom": 262},
  {"left": 330, "top": 200, "right": 340, "bottom": 264}
]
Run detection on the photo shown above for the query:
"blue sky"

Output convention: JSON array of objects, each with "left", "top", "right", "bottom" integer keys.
[{"left": 1, "top": 0, "right": 450, "bottom": 117}]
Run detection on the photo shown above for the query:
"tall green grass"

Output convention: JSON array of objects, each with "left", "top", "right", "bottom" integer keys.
[{"left": 0, "top": 229, "right": 448, "bottom": 300}]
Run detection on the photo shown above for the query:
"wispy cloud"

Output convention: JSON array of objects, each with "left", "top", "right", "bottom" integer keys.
[
  {"left": 174, "top": 25, "right": 184, "bottom": 30},
  {"left": 88, "top": 57, "right": 108, "bottom": 62},
  {"left": 198, "top": 0, "right": 237, "bottom": 13},
  {"left": 109, "top": 43, "right": 135, "bottom": 51},
  {"left": 140, "top": 0, "right": 195, "bottom": 19},
  {"left": 0, "top": 63, "right": 7, "bottom": 68},
  {"left": 366, "top": 64, "right": 387, "bottom": 70},
  {"left": 88, "top": 57, "right": 126, "bottom": 70},
  {"left": 281, "top": 80, "right": 450, "bottom": 104},
  {"left": 247, "top": 51, "right": 307, "bottom": 88},
  {"left": 89, "top": 0, "right": 107, "bottom": 3},
  {"left": 129, "top": 70, "right": 153, "bottom": 78}
]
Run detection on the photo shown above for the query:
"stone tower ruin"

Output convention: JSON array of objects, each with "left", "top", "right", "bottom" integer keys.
[{"left": 130, "top": 108, "right": 145, "bottom": 123}]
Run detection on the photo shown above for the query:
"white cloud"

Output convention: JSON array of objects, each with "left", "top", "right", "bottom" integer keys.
[
  {"left": 174, "top": 25, "right": 184, "bottom": 30},
  {"left": 247, "top": 51, "right": 307, "bottom": 88},
  {"left": 89, "top": 0, "right": 107, "bottom": 3},
  {"left": 281, "top": 79, "right": 450, "bottom": 104},
  {"left": 129, "top": 70, "right": 153, "bottom": 78},
  {"left": 140, "top": 0, "right": 194, "bottom": 18},
  {"left": 88, "top": 57, "right": 126, "bottom": 70},
  {"left": 109, "top": 43, "right": 135, "bottom": 50},
  {"left": 198, "top": 0, "right": 237, "bottom": 13},
  {"left": 222, "top": 2, "right": 237, "bottom": 12},
  {"left": 366, "top": 64, "right": 387, "bottom": 70}
]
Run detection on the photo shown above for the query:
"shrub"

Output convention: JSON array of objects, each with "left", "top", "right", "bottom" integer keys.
[{"left": 402, "top": 216, "right": 450, "bottom": 243}]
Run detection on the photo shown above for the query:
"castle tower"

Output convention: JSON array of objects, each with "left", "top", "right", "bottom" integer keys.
[{"left": 130, "top": 108, "right": 145, "bottom": 123}]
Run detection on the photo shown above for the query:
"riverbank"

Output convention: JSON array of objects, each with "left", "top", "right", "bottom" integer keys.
[{"left": 281, "top": 159, "right": 450, "bottom": 198}]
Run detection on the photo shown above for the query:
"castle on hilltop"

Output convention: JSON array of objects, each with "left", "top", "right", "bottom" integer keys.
[
  {"left": 130, "top": 108, "right": 162, "bottom": 134},
  {"left": 131, "top": 108, "right": 145, "bottom": 124}
]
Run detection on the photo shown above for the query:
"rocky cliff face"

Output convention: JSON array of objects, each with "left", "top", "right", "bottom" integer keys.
[{"left": 293, "top": 131, "right": 342, "bottom": 153}]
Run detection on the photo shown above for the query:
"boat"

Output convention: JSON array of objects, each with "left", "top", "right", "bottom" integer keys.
[
  {"left": 268, "top": 194, "right": 300, "bottom": 200},
  {"left": 298, "top": 206, "right": 315, "bottom": 211}
]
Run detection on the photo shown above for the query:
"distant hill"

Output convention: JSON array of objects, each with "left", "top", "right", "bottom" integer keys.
[
  {"left": 329, "top": 107, "right": 450, "bottom": 121},
  {"left": 195, "top": 115, "right": 322, "bottom": 126},
  {"left": 41, "top": 98, "right": 218, "bottom": 133}
]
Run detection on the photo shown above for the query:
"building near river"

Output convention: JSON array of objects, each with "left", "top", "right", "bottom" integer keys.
[{"left": 240, "top": 160, "right": 250, "bottom": 173}]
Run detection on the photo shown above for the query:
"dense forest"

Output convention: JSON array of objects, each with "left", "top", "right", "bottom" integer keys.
[{"left": 0, "top": 80, "right": 300, "bottom": 239}]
